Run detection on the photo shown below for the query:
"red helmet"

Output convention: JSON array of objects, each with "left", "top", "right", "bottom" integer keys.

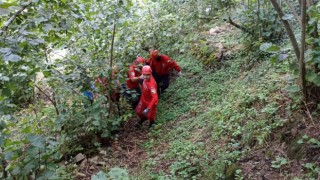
[
  {"left": 142, "top": 65, "right": 152, "bottom": 75},
  {"left": 136, "top": 56, "right": 145, "bottom": 64},
  {"left": 150, "top": 50, "right": 159, "bottom": 59}
]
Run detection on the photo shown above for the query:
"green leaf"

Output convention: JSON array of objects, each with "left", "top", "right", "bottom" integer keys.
[
  {"left": 4, "top": 54, "right": 21, "bottom": 62},
  {"left": 23, "top": 161, "right": 36, "bottom": 174},
  {"left": 92, "top": 171, "right": 107, "bottom": 180},
  {"left": 4, "top": 151, "right": 14, "bottom": 161},
  {"left": 0, "top": 48, "right": 11, "bottom": 54},
  {"left": 0, "top": 8, "right": 9, "bottom": 16},
  {"left": 27, "top": 134, "right": 46, "bottom": 148},
  {"left": 21, "top": 126, "right": 32, "bottom": 133},
  {"left": 108, "top": 167, "right": 129, "bottom": 179},
  {"left": 313, "top": 76, "right": 320, "bottom": 86},
  {"left": 92, "top": 120, "right": 100, "bottom": 126},
  {"left": 270, "top": 55, "right": 277, "bottom": 64},
  {"left": 0, "top": 2, "right": 18, "bottom": 9},
  {"left": 43, "top": 23, "right": 53, "bottom": 32},
  {"left": 282, "top": 14, "right": 294, "bottom": 20},
  {"left": 266, "top": 45, "right": 280, "bottom": 52},
  {"left": 0, "top": 76, "right": 10, "bottom": 81},
  {"left": 306, "top": 71, "right": 317, "bottom": 82},
  {"left": 43, "top": 70, "right": 52, "bottom": 78},
  {"left": 260, "top": 43, "right": 280, "bottom": 52},
  {"left": 278, "top": 54, "right": 288, "bottom": 61},
  {"left": 286, "top": 85, "right": 300, "bottom": 93}
]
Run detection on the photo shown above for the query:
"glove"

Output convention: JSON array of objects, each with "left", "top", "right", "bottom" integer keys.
[
  {"left": 178, "top": 71, "right": 182, "bottom": 76},
  {"left": 139, "top": 75, "right": 144, "bottom": 80},
  {"left": 143, "top": 108, "right": 150, "bottom": 116}
]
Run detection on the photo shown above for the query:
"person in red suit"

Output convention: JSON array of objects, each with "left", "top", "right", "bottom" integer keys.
[
  {"left": 125, "top": 56, "right": 145, "bottom": 109},
  {"left": 135, "top": 65, "right": 158, "bottom": 128},
  {"left": 147, "top": 50, "right": 182, "bottom": 95}
]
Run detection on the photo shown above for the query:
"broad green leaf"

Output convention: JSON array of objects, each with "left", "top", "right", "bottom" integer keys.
[
  {"left": 12, "top": 166, "right": 21, "bottom": 176},
  {"left": 21, "top": 126, "right": 32, "bottom": 133},
  {"left": 27, "top": 134, "right": 46, "bottom": 148},
  {"left": 266, "top": 44, "right": 280, "bottom": 52},
  {"left": 43, "top": 70, "right": 52, "bottom": 78},
  {"left": 92, "top": 120, "right": 100, "bottom": 126},
  {"left": 0, "top": 2, "right": 17, "bottom": 9},
  {"left": 282, "top": 14, "right": 294, "bottom": 20},
  {"left": 0, "top": 8, "right": 9, "bottom": 16},
  {"left": 285, "top": 85, "right": 300, "bottom": 93},
  {"left": 312, "top": 76, "right": 320, "bottom": 86},
  {"left": 270, "top": 55, "right": 277, "bottom": 64},
  {"left": 108, "top": 167, "right": 129, "bottom": 179},
  {"left": 278, "top": 54, "right": 288, "bottom": 61},
  {"left": 0, "top": 76, "right": 10, "bottom": 81},
  {"left": 306, "top": 71, "right": 317, "bottom": 82},
  {"left": 92, "top": 171, "right": 107, "bottom": 180},
  {"left": 23, "top": 161, "right": 36, "bottom": 174},
  {"left": 37, "top": 170, "right": 55, "bottom": 180},
  {"left": 4, "top": 54, "right": 21, "bottom": 62},
  {"left": 4, "top": 151, "right": 14, "bottom": 160},
  {"left": 259, "top": 43, "right": 272, "bottom": 51},
  {"left": 0, "top": 48, "right": 11, "bottom": 54}
]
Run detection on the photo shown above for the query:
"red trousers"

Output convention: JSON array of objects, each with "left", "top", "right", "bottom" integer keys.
[{"left": 135, "top": 100, "right": 157, "bottom": 122}]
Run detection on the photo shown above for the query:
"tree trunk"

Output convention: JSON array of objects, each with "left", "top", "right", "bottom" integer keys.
[
  {"left": 269, "top": 0, "right": 300, "bottom": 60},
  {"left": 300, "top": 0, "right": 308, "bottom": 102}
]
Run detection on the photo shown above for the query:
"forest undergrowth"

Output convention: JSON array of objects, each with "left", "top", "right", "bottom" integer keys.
[{"left": 83, "top": 23, "right": 320, "bottom": 179}]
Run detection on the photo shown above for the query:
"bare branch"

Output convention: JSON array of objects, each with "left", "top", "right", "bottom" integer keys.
[
  {"left": 0, "top": 0, "right": 32, "bottom": 36},
  {"left": 35, "top": 85, "right": 60, "bottom": 115}
]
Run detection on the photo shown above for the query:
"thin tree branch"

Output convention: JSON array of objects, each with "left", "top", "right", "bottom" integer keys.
[
  {"left": 269, "top": 0, "right": 300, "bottom": 60},
  {"left": 35, "top": 85, "right": 59, "bottom": 115},
  {"left": 300, "top": 0, "right": 307, "bottom": 102},
  {"left": 0, "top": 0, "right": 32, "bottom": 36},
  {"left": 226, "top": 16, "right": 252, "bottom": 34},
  {"left": 284, "top": 0, "right": 301, "bottom": 27}
]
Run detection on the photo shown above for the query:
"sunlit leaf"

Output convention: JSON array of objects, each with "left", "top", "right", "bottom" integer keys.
[
  {"left": 0, "top": 76, "right": 10, "bottom": 81},
  {"left": 286, "top": 85, "right": 300, "bottom": 93},
  {"left": 0, "top": 8, "right": 9, "bottom": 16},
  {"left": 0, "top": 48, "right": 11, "bottom": 54},
  {"left": 278, "top": 54, "right": 288, "bottom": 61},
  {"left": 4, "top": 54, "right": 21, "bottom": 62},
  {"left": 260, "top": 43, "right": 272, "bottom": 51},
  {"left": 282, "top": 14, "right": 294, "bottom": 20}
]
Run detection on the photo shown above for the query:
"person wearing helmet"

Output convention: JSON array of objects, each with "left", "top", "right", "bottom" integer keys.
[
  {"left": 124, "top": 56, "right": 146, "bottom": 109},
  {"left": 147, "top": 50, "right": 182, "bottom": 96},
  {"left": 94, "top": 66, "right": 121, "bottom": 102},
  {"left": 135, "top": 65, "right": 158, "bottom": 128}
]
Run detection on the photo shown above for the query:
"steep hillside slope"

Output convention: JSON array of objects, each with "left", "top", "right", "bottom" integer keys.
[
  {"left": 81, "top": 23, "right": 320, "bottom": 180},
  {"left": 129, "top": 24, "right": 320, "bottom": 179}
]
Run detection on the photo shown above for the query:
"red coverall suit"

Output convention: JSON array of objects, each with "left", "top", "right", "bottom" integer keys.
[
  {"left": 135, "top": 67, "right": 158, "bottom": 127},
  {"left": 125, "top": 56, "right": 145, "bottom": 109},
  {"left": 148, "top": 50, "right": 182, "bottom": 95}
]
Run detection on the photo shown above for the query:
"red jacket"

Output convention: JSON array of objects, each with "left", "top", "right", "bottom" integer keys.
[
  {"left": 141, "top": 77, "right": 158, "bottom": 109},
  {"left": 148, "top": 54, "right": 181, "bottom": 76},
  {"left": 126, "top": 65, "right": 142, "bottom": 89}
]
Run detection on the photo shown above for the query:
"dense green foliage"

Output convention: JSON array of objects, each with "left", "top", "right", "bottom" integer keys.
[{"left": 1, "top": 0, "right": 320, "bottom": 179}]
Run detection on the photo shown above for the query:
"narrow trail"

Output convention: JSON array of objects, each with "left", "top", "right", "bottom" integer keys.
[{"left": 77, "top": 118, "right": 150, "bottom": 179}]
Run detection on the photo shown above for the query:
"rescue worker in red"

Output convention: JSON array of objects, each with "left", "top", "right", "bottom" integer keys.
[
  {"left": 135, "top": 65, "right": 158, "bottom": 128},
  {"left": 125, "top": 56, "right": 146, "bottom": 109},
  {"left": 94, "top": 66, "right": 121, "bottom": 102},
  {"left": 147, "top": 50, "right": 182, "bottom": 95}
]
